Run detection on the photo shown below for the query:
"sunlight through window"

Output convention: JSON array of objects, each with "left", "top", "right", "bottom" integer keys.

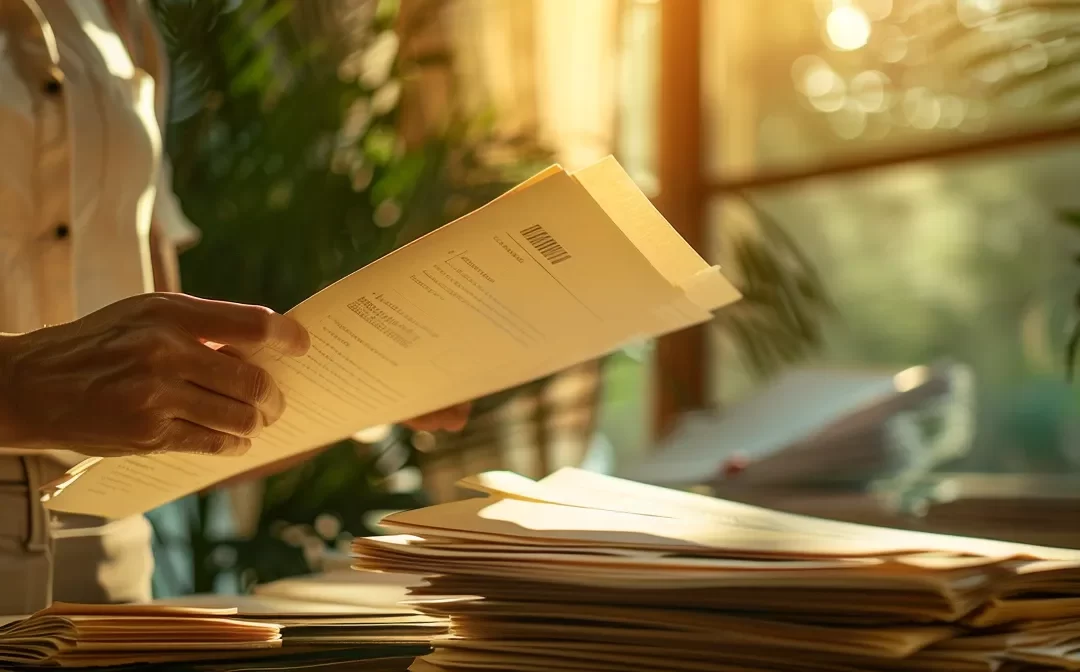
[{"left": 826, "top": 6, "right": 871, "bottom": 51}]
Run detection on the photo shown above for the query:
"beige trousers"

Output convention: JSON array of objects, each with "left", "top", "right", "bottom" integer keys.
[{"left": 0, "top": 456, "right": 153, "bottom": 615}]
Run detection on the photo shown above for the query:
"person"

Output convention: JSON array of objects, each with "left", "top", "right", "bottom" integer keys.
[{"left": 0, "top": 0, "right": 469, "bottom": 615}]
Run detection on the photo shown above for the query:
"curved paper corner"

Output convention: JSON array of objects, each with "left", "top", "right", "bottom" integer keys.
[
  {"left": 683, "top": 265, "right": 742, "bottom": 313},
  {"left": 38, "top": 457, "right": 100, "bottom": 506}
]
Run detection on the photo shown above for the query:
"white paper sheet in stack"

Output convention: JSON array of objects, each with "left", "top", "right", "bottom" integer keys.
[
  {"left": 159, "top": 593, "right": 445, "bottom": 647},
  {"left": 353, "top": 468, "right": 1080, "bottom": 672},
  {"left": 156, "top": 570, "right": 448, "bottom": 667},
  {"left": 0, "top": 571, "right": 448, "bottom": 669}
]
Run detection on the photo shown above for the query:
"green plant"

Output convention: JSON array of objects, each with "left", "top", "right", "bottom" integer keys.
[{"left": 714, "top": 196, "right": 836, "bottom": 378}]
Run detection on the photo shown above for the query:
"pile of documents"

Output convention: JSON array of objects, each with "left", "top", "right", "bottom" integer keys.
[
  {"left": 353, "top": 467, "right": 1080, "bottom": 672},
  {"left": 0, "top": 602, "right": 281, "bottom": 667},
  {"left": 161, "top": 571, "right": 447, "bottom": 648},
  {"left": 0, "top": 572, "right": 446, "bottom": 669}
]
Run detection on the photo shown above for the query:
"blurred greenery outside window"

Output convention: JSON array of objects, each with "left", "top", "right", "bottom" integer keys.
[{"left": 705, "top": 0, "right": 1080, "bottom": 473}]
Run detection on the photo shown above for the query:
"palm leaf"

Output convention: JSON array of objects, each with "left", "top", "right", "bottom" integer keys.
[
  {"left": 918, "top": 0, "right": 1080, "bottom": 109},
  {"left": 712, "top": 196, "right": 836, "bottom": 378}
]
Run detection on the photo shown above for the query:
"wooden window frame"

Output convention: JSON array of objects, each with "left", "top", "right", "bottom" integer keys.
[{"left": 652, "top": 0, "right": 706, "bottom": 441}]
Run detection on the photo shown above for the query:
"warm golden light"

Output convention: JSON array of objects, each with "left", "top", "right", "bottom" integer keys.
[
  {"left": 958, "top": 0, "right": 1003, "bottom": 26},
  {"left": 862, "top": 0, "right": 893, "bottom": 21},
  {"left": 893, "top": 365, "right": 930, "bottom": 393},
  {"left": 903, "top": 87, "right": 942, "bottom": 129},
  {"left": 796, "top": 57, "right": 847, "bottom": 113},
  {"left": 829, "top": 103, "right": 867, "bottom": 139},
  {"left": 851, "top": 70, "right": 889, "bottom": 112},
  {"left": 791, "top": 54, "right": 827, "bottom": 90},
  {"left": 938, "top": 95, "right": 967, "bottom": 129},
  {"left": 808, "top": 74, "right": 846, "bottom": 113},
  {"left": 804, "top": 65, "right": 840, "bottom": 99},
  {"left": 1012, "top": 40, "right": 1049, "bottom": 75},
  {"left": 353, "top": 424, "right": 393, "bottom": 444},
  {"left": 826, "top": 6, "right": 871, "bottom": 51},
  {"left": 878, "top": 24, "right": 908, "bottom": 63}
]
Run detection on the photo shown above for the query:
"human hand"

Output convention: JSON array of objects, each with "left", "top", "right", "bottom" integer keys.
[
  {"left": 402, "top": 403, "right": 471, "bottom": 432},
  {"left": 0, "top": 293, "right": 309, "bottom": 457}
]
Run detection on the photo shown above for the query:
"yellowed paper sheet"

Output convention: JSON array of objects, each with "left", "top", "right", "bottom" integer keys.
[
  {"left": 379, "top": 490, "right": 1080, "bottom": 562},
  {"left": 42, "top": 158, "right": 738, "bottom": 519},
  {"left": 455, "top": 468, "right": 1080, "bottom": 561}
]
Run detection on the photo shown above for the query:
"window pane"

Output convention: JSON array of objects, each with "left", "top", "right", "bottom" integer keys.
[
  {"left": 702, "top": 0, "right": 1080, "bottom": 181},
  {"left": 704, "top": 0, "right": 1080, "bottom": 471}
]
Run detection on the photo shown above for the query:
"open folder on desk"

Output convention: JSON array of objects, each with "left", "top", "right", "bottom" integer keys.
[{"left": 39, "top": 156, "right": 741, "bottom": 519}]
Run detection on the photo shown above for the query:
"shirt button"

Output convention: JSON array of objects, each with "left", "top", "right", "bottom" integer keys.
[
  {"left": 42, "top": 67, "right": 65, "bottom": 96},
  {"left": 54, "top": 224, "right": 70, "bottom": 240}
]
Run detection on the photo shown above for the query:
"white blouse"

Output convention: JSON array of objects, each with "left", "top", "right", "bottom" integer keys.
[
  {"left": 0, "top": 0, "right": 198, "bottom": 334},
  {"left": 0, "top": 0, "right": 199, "bottom": 466}
]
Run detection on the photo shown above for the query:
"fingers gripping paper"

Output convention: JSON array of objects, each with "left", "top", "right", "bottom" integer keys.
[{"left": 41, "top": 157, "right": 740, "bottom": 519}]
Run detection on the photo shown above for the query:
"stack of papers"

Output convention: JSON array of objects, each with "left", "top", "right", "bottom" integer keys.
[
  {"left": 0, "top": 602, "right": 281, "bottom": 667},
  {"left": 159, "top": 594, "right": 445, "bottom": 647},
  {"left": 0, "top": 572, "right": 447, "bottom": 669},
  {"left": 39, "top": 156, "right": 740, "bottom": 520},
  {"left": 353, "top": 467, "right": 1080, "bottom": 672},
  {"left": 161, "top": 570, "right": 448, "bottom": 648},
  {"left": 158, "top": 571, "right": 445, "bottom": 668}
]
